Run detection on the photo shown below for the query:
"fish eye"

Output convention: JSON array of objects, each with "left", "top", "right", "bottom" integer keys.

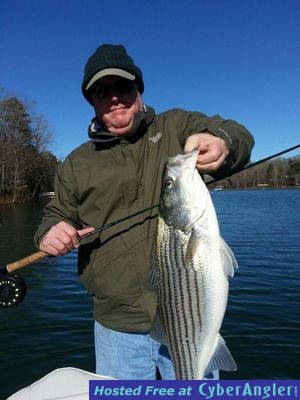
[{"left": 164, "top": 179, "right": 174, "bottom": 190}]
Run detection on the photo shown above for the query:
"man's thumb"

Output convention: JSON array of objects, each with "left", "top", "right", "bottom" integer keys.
[{"left": 77, "top": 226, "right": 95, "bottom": 238}]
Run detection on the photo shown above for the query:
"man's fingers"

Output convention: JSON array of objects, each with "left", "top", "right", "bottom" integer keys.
[
  {"left": 197, "top": 149, "right": 219, "bottom": 165},
  {"left": 197, "top": 145, "right": 226, "bottom": 165},
  {"left": 42, "top": 243, "right": 60, "bottom": 257},
  {"left": 57, "top": 222, "right": 80, "bottom": 249},
  {"left": 40, "top": 236, "right": 71, "bottom": 256},
  {"left": 50, "top": 237, "right": 73, "bottom": 255},
  {"left": 184, "top": 133, "right": 229, "bottom": 173},
  {"left": 197, "top": 151, "right": 227, "bottom": 172},
  {"left": 39, "top": 222, "right": 95, "bottom": 256}
]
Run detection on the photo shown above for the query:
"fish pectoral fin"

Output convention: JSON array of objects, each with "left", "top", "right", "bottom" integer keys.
[
  {"left": 204, "top": 334, "right": 237, "bottom": 377},
  {"left": 220, "top": 237, "right": 238, "bottom": 277},
  {"left": 150, "top": 312, "right": 168, "bottom": 346},
  {"left": 184, "top": 229, "right": 201, "bottom": 269}
]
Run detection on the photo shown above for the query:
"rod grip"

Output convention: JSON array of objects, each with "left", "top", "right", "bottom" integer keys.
[{"left": 6, "top": 250, "right": 49, "bottom": 273}]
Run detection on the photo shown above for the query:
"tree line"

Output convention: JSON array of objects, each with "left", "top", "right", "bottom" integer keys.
[
  {"left": 1, "top": 94, "right": 299, "bottom": 204},
  {"left": 210, "top": 155, "right": 300, "bottom": 189},
  {"left": 0, "top": 95, "right": 59, "bottom": 203}
]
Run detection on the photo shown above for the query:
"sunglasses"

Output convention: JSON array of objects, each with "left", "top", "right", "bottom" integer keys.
[{"left": 91, "top": 79, "right": 136, "bottom": 100}]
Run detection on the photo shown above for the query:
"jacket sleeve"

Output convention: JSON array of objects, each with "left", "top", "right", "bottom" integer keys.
[
  {"left": 173, "top": 109, "right": 255, "bottom": 178},
  {"left": 34, "top": 157, "right": 81, "bottom": 247}
]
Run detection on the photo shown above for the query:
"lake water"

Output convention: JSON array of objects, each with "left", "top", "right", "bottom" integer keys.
[{"left": 0, "top": 189, "right": 299, "bottom": 398}]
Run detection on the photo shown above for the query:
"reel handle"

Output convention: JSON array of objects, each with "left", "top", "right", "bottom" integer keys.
[{"left": 6, "top": 250, "right": 48, "bottom": 273}]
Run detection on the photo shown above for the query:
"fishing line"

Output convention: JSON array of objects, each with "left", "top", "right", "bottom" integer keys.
[{"left": 251, "top": 137, "right": 300, "bottom": 159}]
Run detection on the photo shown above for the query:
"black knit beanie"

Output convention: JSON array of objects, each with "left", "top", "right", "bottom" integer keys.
[{"left": 82, "top": 44, "right": 144, "bottom": 105}]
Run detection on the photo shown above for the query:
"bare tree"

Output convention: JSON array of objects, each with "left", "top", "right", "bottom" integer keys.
[{"left": 0, "top": 94, "right": 58, "bottom": 203}]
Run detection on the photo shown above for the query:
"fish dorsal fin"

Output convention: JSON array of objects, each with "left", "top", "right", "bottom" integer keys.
[
  {"left": 204, "top": 334, "right": 237, "bottom": 377},
  {"left": 220, "top": 237, "right": 238, "bottom": 277}
]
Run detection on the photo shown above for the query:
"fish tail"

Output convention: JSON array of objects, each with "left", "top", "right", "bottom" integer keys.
[{"left": 204, "top": 334, "right": 237, "bottom": 378}]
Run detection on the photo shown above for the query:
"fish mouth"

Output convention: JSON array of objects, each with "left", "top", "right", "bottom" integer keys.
[
  {"left": 166, "top": 149, "right": 198, "bottom": 169},
  {"left": 185, "top": 149, "right": 199, "bottom": 164},
  {"left": 186, "top": 148, "right": 199, "bottom": 168},
  {"left": 181, "top": 149, "right": 199, "bottom": 178}
]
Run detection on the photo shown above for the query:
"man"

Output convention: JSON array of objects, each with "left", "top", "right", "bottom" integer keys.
[{"left": 35, "top": 44, "right": 254, "bottom": 379}]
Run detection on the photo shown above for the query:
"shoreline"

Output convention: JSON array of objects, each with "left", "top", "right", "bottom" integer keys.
[{"left": 1, "top": 187, "right": 299, "bottom": 206}]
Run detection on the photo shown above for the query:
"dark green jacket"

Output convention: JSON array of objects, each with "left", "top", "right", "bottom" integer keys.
[{"left": 34, "top": 107, "right": 254, "bottom": 331}]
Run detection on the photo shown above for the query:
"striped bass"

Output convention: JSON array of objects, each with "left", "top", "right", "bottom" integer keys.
[{"left": 155, "top": 149, "right": 237, "bottom": 379}]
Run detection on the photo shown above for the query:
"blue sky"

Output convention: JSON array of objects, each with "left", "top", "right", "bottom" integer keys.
[{"left": 1, "top": 0, "right": 299, "bottom": 161}]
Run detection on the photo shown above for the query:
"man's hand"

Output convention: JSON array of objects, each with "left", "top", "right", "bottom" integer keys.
[
  {"left": 184, "top": 132, "right": 229, "bottom": 173},
  {"left": 39, "top": 221, "right": 95, "bottom": 256}
]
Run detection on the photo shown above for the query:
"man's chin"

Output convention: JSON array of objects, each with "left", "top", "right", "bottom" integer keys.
[
  {"left": 111, "top": 124, "right": 133, "bottom": 137},
  {"left": 109, "top": 117, "right": 134, "bottom": 136}
]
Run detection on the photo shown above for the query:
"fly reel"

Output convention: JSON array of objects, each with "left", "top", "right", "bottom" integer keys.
[
  {"left": 0, "top": 271, "right": 27, "bottom": 308},
  {"left": 0, "top": 250, "right": 48, "bottom": 309}
]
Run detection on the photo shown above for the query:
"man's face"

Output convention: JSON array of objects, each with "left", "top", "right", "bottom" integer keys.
[{"left": 91, "top": 76, "right": 143, "bottom": 136}]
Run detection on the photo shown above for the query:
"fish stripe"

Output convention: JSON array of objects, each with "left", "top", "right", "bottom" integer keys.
[
  {"left": 174, "top": 232, "right": 191, "bottom": 378},
  {"left": 168, "top": 229, "right": 185, "bottom": 377},
  {"left": 181, "top": 242, "right": 197, "bottom": 379},
  {"left": 178, "top": 237, "right": 195, "bottom": 379}
]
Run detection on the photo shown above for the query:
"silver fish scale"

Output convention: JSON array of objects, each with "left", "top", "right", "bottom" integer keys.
[{"left": 156, "top": 215, "right": 204, "bottom": 380}]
